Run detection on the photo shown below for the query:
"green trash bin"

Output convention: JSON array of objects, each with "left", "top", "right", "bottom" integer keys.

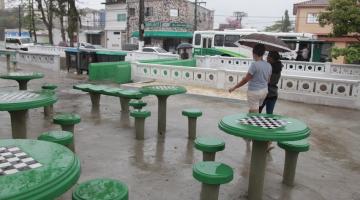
[
  {"left": 65, "top": 48, "right": 79, "bottom": 72},
  {"left": 96, "top": 51, "right": 127, "bottom": 63},
  {"left": 78, "top": 49, "right": 96, "bottom": 74}
]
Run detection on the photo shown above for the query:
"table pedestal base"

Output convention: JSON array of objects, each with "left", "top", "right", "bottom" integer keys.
[
  {"left": 188, "top": 117, "right": 197, "bottom": 139},
  {"left": 17, "top": 80, "right": 29, "bottom": 90},
  {"left": 119, "top": 97, "right": 130, "bottom": 113},
  {"left": 44, "top": 105, "right": 54, "bottom": 117},
  {"left": 157, "top": 96, "right": 168, "bottom": 135},
  {"left": 61, "top": 125, "right": 75, "bottom": 133},
  {"left": 248, "top": 140, "right": 268, "bottom": 200},
  {"left": 9, "top": 110, "right": 27, "bottom": 139},
  {"left": 283, "top": 151, "right": 299, "bottom": 186},
  {"left": 200, "top": 183, "right": 219, "bottom": 200}
]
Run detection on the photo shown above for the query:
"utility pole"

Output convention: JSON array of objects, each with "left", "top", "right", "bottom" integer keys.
[
  {"left": 76, "top": 16, "right": 80, "bottom": 74},
  {"left": 138, "top": 0, "right": 145, "bottom": 50},
  {"left": 18, "top": 4, "right": 22, "bottom": 36},
  {"left": 193, "top": 0, "right": 206, "bottom": 31}
]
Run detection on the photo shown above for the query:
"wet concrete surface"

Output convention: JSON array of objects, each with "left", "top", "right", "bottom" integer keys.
[{"left": 0, "top": 59, "right": 360, "bottom": 200}]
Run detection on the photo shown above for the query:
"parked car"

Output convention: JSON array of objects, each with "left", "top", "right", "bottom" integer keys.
[
  {"left": 79, "top": 42, "right": 104, "bottom": 49},
  {"left": 140, "top": 47, "right": 170, "bottom": 54},
  {"left": 5, "top": 37, "right": 34, "bottom": 51}
]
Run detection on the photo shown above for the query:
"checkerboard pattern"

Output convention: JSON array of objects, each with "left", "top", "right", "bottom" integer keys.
[
  {"left": 238, "top": 116, "right": 288, "bottom": 129},
  {"left": 152, "top": 85, "right": 177, "bottom": 90},
  {"left": 0, "top": 91, "right": 40, "bottom": 102},
  {"left": 0, "top": 146, "right": 42, "bottom": 176}
]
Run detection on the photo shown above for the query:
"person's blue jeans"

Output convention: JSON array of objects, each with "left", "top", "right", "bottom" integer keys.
[{"left": 259, "top": 96, "right": 278, "bottom": 114}]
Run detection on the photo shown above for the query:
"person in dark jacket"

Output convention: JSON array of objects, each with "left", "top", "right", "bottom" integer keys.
[
  {"left": 259, "top": 51, "right": 283, "bottom": 152},
  {"left": 259, "top": 51, "right": 282, "bottom": 114}
]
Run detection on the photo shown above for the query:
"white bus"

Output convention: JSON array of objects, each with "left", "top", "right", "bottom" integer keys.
[{"left": 192, "top": 30, "right": 332, "bottom": 62}]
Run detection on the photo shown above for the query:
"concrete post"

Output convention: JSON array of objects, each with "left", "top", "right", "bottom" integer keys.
[
  {"left": 44, "top": 105, "right": 54, "bottom": 117},
  {"left": 6, "top": 54, "right": 11, "bottom": 71},
  {"left": 89, "top": 93, "right": 101, "bottom": 108},
  {"left": 119, "top": 97, "right": 130, "bottom": 113},
  {"left": 248, "top": 140, "right": 268, "bottom": 200},
  {"left": 282, "top": 151, "right": 299, "bottom": 186},
  {"left": 134, "top": 118, "right": 145, "bottom": 140},
  {"left": 17, "top": 80, "right": 29, "bottom": 90},
  {"left": 203, "top": 152, "right": 215, "bottom": 161},
  {"left": 188, "top": 117, "right": 197, "bottom": 139},
  {"left": 157, "top": 96, "right": 168, "bottom": 135},
  {"left": 9, "top": 110, "right": 28, "bottom": 139},
  {"left": 200, "top": 183, "right": 220, "bottom": 200},
  {"left": 61, "top": 125, "right": 75, "bottom": 133}
]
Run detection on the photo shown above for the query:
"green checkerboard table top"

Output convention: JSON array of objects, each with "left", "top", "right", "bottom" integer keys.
[
  {"left": 278, "top": 138, "right": 310, "bottom": 152},
  {"left": 219, "top": 113, "right": 310, "bottom": 142},
  {"left": 0, "top": 139, "right": 80, "bottom": 200},
  {"left": 194, "top": 137, "right": 225, "bottom": 153},
  {"left": 0, "top": 90, "right": 57, "bottom": 111},
  {"left": 0, "top": 72, "right": 44, "bottom": 81},
  {"left": 193, "top": 161, "right": 233, "bottom": 185},
  {"left": 72, "top": 179, "right": 128, "bottom": 200},
  {"left": 38, "top": 131, "right": 74, "bottom": 146},
  {"left": 140, "top": 85, "right": 187, "bottom": 96}
]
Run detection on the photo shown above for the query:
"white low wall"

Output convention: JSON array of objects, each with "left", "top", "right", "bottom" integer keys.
[
  {"left": 133, "top": 62, "right": 360, "bottom": 109},
  {"left": 16, "top": 51, "right": 61, "bottom": 71},
  {"left": 28, "top": 45, "right": 68, "bottom": 57},
  {"left": 126, "top": 51, "right": 179, "bottom": 62}
]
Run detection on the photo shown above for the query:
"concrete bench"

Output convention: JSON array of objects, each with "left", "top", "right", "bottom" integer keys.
[
  {"left": 42, "top": 84, "right": 58, "bottom": 117},
  {"left": 130, "top": 110, "right": 151, "bottom": 140},
  {"left": 194, "top": 137, "right": 225, "bottom": 161},
  {"left": 193, "top": 161, "right": 233, "bottom": 200},
  {"left": 182, "top": 109, "right": 202, "bottom": 139},
  {"left": 38, "top": 131, "right": 75, "bottom": 152},
  {"left": 72, "top": 178, "right": 128, "bottom": 200},
  {"left": 278, "top": 138, "right": 310, "bottom": 186}
]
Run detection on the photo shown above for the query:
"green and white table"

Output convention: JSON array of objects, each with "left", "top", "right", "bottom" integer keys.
[
  {"left": 0, "top": 72, "right": 44, "bottom": 90},
  {"left": 0, "top": 90, "right": 57, "bottom": 138},
  {"left": 219, "top": 113, "right": 310, "bottom": 200},
  {"left": 140, "top": 85, "right": 187, "bottom": 135},
  {"left": 0, "top": 139, "right": 81, "bottom": 200}
]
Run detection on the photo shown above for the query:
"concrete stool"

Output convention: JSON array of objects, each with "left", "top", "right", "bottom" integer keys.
[
  {"left": 278, "top": 139, "right": 310, "bottom": 186},
  {"left": 129, "top": 100, "right": 147, "bottom": 110},
  {"left": 182, "top": 109, "right": 202, "bottom": 139},
  {"left": 193, "top": 161, "right": 233, "bottom": 200},
  {"left": 42, "top": 84, "right": 58, "bottom": 117},
  {"left": 130, "top": 110, "right": 151, "bottom": 140},
  {"left": 195, "top": 137, "right": 225, "bottom": 161},
  {"left": 38, "top": 131, "right": 75, "bottom": 152},
  {"left": 72, "top": 178, "right": 128, "bottom": 200},
  {"left": 53, "top": 113, "right": 81, "bottom": 133}
]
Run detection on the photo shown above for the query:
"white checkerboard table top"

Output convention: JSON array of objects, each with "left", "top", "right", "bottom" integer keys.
[
  {"left": 238, "top": 116, "right": 288, "bottom": 129},
  {"left": 0, "top": 91, "right": 40, "bottom": 103}
]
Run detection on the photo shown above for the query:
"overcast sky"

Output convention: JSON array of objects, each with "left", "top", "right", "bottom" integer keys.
[{"left": 79, "top": 0, "right": 305, "bottom": 30}]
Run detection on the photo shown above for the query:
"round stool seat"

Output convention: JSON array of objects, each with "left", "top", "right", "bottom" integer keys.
[
  {"left": 193, "top": 161, "right": 233, "bottom": 185},
  {"left": 182, "top": 109, "right": 202, "bottom": 118},
  {"left": 195, "top": 137, "right": 225, "bottom": 153},
  {"left": 278, "top": 139, "right": 310, "bottom": 152},
  {"left": 130, "top": 110, "right": 151, "bottom": 118},
  {"left": 72, "top": 179, "right": 128, "bottom": 200},
  {"left": 42, "top": 84, "right": 58, "bottom": 90},
  {"left": 38, "top": 131, "right": 73, "bottom": 146},
  {"left": 53, "top": 113, "right": 81, "bottom": 125},
  {"left": 129, "top": 100, "right": 147, "bottom": 109}
]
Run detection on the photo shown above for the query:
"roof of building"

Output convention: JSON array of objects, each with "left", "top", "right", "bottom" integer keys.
[{"left": 293, "top": 0, "right": 329, "bottom": 15}]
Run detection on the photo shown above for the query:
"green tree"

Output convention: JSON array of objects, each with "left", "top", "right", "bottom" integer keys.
[
  {"left": 319, "top": 0, "right": 360, "bottom": 63},
  {"left": 264, "top": 10, "right": 293, "bottom": 32}
]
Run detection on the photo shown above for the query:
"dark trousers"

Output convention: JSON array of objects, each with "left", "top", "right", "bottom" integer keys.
[{"left": 259, "top": 96, "right": 278, "bottom": 114}]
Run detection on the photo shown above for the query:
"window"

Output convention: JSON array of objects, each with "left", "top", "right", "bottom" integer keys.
[
  {"left": 129, "top": 8, "right": 135, "bottom": 16},
  {"left": 307, "top": 13, "right": 319, "bottom": 24},
  {"left": 145, "top": 7, "right": 153, "bottom": 16},
  {"left": 214, "top": 34, "right": 224, "bottom": 46},
  {"left": 142, "top": 48, "right": 155, "bottom": 52},
  {"left": 113, "top": 32, "right": 120, "bottom": 35},
  {"left": 224, "top": 35, "right": 240, "bottom": 47},
  {"left": 117, "top": 14, "right": 126, "bottom": 21},
  {"left": 194, "top": 34, "right": 201, "bottom": 45},
  {"left": 170, "top": 9, "right": 178, "bottom": 17}
]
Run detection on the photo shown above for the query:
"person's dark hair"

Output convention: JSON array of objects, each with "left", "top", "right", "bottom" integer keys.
[
  {"left": 268, "top": 51, "right": 280, "bottom": 61},
  {"left": 252, "top": 43, "right": 265, "bottom": 57}
]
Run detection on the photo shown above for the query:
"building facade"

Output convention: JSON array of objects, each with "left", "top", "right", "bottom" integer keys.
[
  {"left": 293, "top": 0, "right": 358, "bottom": 64},
  {"left": 104, "top": 0, "right": 214, "bottom": 51},
  {"left": 103, "top": 0, "right": 127, "bottom": 49}
]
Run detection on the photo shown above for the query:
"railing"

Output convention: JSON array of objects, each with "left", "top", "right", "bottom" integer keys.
[
  {"left": 196, "top": 56, "right": 360, "bottom": 77},
  {"left": 133, "top": 62, "right": 360, "bottom": 109},
  {"left": 28, "top": 45, "right": 68, "bottom": 57}
]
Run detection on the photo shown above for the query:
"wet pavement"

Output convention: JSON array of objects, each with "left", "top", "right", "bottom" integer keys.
[{"left": 1, "top": 59, "right": 360, "bottom": 200}]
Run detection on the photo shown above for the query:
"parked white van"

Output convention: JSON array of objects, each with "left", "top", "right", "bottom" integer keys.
[{"left": 5, "top": 37, "right": 34, "bottom": 51}]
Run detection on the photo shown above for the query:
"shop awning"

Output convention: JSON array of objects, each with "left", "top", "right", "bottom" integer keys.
[{"left": 131, "top": 31, "right": 193, "bottom": 39}]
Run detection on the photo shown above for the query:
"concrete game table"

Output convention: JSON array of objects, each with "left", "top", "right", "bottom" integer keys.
[
  {"left": 0, "top": 72, "right": 44, "bottom": 90},
  {"left": 140, "top": 85, "right": 187, "bottom": 135},
  {"left": 0, "top": 139, "right": 81, "bottom": 200},
  {"left": 218, "top": 113, "right": 310, "bottom": 200},
  {"left": 0, "top": 90, "right": 57, "bottom": 138}
]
